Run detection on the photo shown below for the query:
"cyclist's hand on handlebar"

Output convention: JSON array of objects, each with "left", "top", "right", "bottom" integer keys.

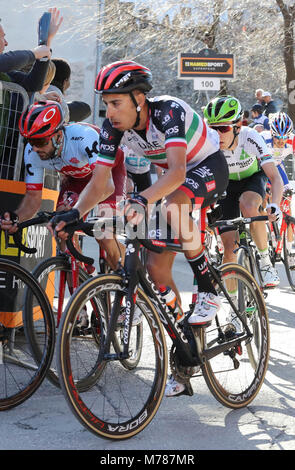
[
  {"left": 124, "top": 195, "right": 148, "bottom": 226},
  {"left": 266, "top": 203, "right": 281, "bottom": 222},
  {"left": 47, "top": 208, "right": 80, "bottom": 239},
  {"left": 0, "top": 211, "right": 19, "bottom": 234}
]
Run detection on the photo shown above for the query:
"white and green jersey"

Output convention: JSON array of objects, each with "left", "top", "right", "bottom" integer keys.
[
  {"left": 98, "top": 95, "right": 220, "bottom": 169},
  {"left": 223, "top": 126, "right": 274, "bottom": 181}
]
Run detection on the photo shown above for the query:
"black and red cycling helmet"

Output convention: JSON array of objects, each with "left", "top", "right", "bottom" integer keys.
[
  {"left": 19, "top": 100, "right": 65, "bottom": 139},
  {"left": 95, "top": 60, "right": 153, "bottom": 94}
]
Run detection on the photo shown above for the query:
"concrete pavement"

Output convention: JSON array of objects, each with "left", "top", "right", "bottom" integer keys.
[{"left": 0, "top": 245, "right": 294, "bottom": 452}]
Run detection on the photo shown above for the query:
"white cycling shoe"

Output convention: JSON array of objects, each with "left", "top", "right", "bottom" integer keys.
[
  {"left": 261, "top": 264, "right": 280, "bottom": 288},
  {"left": 188, "top": 292, "right": 221, "bottom": 325},
  {"left": 165, "top": 375, "right": 194, "bottom": 397},
  {"left": 117, "top": 306, "right": 143, "bottom": 326}
]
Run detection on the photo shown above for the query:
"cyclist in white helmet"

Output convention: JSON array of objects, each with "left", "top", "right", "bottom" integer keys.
[{"left": 261, "top": 111, "right": 295, "bottom": 267}]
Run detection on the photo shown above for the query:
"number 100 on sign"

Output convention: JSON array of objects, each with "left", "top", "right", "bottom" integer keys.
[{"left": 194, "top": 78, "right": 220, "bottom": 90}]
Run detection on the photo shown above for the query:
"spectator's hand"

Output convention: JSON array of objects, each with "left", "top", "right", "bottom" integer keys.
[
  {"left": 32, "top": 45, "right": 52, "bottom": 60},
  {"left": 47, "top": 7, "right": 63, "bottom": 47},
  {"left": 41, "top": 91, "right": 62, "bottom": 103}
]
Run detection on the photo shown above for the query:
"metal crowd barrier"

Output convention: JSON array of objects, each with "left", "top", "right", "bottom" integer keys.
[{"left": 0, "top": 81, "right": 30, "bottom": 181}]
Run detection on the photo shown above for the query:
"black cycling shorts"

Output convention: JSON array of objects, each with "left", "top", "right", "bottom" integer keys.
[
  {"left": 179, "top": 150, "right": 229, "bottom": 210},
  {"left": 218, "top": 170, "right": 268, "bottom": 234},
  {"left": 147, "top": 150, "right": 229, "bottom": 244},
  {"left": 127, "top": 170, "right": 152, "bottom": 192}
]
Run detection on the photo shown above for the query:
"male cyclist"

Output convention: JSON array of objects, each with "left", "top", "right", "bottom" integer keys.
[
  {"left": 261, "top": 111, "right": 295, "bottom": 266},
  {"left": 0, "top": 100, "right": 126, "bottom": 273},
  {"left": 203, "top": 96, "right": 283, "bottom": 293},
  {"left": 49, "top": 60, "right": 229, "bottom": 396}
]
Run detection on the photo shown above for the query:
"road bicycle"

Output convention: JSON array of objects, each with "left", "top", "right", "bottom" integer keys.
[
  {"left": 210, "top": 214, "right": 272, "bottom": 294},
  {"left": 56, "top": 207, "right": 270, "bottom": 440},
  {"left": 0, "top": 256, "right": 54, "bottom": 410},
  {"left": 266, "top": 189, "right": 295, "bottom": 291},
  {"left": 15, "top": 211, "right": 143, "bottom": 389}
]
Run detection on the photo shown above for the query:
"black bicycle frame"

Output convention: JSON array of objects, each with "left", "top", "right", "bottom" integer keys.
[{"left": 103, "top": 234, "right": 252, "bottom": 369}]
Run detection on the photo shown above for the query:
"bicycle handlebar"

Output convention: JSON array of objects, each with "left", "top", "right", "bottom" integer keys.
[
  {"left": 12, "top": 212, "right": 54, "bottom": 254},
  {"left": 211, "top": 215, "right": 269, "bottom": 229}
]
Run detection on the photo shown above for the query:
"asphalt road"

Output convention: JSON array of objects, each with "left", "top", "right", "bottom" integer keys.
[{"left": 0, "top": 239, "right": 294, "bottom": 455}]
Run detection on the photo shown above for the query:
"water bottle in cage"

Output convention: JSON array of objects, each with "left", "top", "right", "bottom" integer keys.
[{"left": 159, "top": 286, "right": 185, "bottom": 323}]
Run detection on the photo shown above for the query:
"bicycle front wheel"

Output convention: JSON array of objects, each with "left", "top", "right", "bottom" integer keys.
[
  {"left": 283, "top": 229, "right": 295, "bottom": 291},
  {"left": 0, "top": 259, "right": 55, "bottom": 410},
  {"left": 28, "top": 255, "right": 104, "bottom": 389},
  {"left": 57, "top": 273, "right": 168, "bottom": 440},
  {"left": 202, "top": 263, "right": 269, "bottom": 409}
]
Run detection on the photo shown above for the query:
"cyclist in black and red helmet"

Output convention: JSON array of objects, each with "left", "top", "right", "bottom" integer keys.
[{"left": 50, "top": 59, "right": 230, "bottom": 387}]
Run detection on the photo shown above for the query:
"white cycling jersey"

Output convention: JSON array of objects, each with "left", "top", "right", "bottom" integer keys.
[
  {"left": 261, "top": 130, "right": 294, "bottom": 166},
  {"left": 222, "top": 126, "right": 274, "bottom": 181},
  {"left": 24, "top": 124, "right": 100, "bottom": 191},
  {"left": 98, "top": 95, "right": 220, "bottom": 170}
]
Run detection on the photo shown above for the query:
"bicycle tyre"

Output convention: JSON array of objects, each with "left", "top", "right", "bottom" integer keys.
[
  {"left": 202, "top": 263, "right": 269, "bottom": 409},
  {"left": 28, "top": 255, "right": 105, "bottom": 389},
  {"left": 283, "top": 230, "right": 295, "bottom": 291},
  {"left": 0, "top": 259, "right": 55, "bottom": 410},
  {"left": 238, "top": 245, "right": 263, "bottom": 288},
  {"left": 57, "top": 273, "right": 168, "bottom": 440}
]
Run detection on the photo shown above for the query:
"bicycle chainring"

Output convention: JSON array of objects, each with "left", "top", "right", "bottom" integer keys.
[{"left": 169, "top": 345, "right": 196, "bottom": 384}]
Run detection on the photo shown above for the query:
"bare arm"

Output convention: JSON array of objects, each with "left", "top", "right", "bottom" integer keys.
[
  {"left": 74, "top": 165, "right": 114, "bottom": 217},
  {"left": 262, "top": 162, "right": 283, "bottom": 219}
]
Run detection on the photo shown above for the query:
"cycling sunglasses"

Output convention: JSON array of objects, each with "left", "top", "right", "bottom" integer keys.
[
  {"left": 209, "top": 125, "right": 234, "bottom": 133},
  {"left": 273, "top": 135, "right": 288, "bottom": 140},
  {"left": 27, "top": 137, "right": 52, "bottom": 148}
]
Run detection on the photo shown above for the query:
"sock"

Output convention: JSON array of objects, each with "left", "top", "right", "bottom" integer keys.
[
  {"left": 258, "top": 248, "right": 271, "bottom": 268},
  {"left": 187, "top": 250, "right": 216, "bottom": 295},
  {"left": 286, "top": 240, "right": 293, "bottom": 252}
]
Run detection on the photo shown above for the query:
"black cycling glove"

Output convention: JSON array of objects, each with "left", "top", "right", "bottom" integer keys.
[
  {"left": 125, "top": 195, "right": 148, "bottom": 214},
  {"left": 49, "top": 208, "right": 81, "bottom": 230},
  {"left": 0, "top": 210, "right": 19, "bottom": 224}
]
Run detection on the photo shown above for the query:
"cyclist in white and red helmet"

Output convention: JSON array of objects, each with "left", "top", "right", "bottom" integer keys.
[{"left": 1, "top": 100, "right": 127, "bottom": 273}]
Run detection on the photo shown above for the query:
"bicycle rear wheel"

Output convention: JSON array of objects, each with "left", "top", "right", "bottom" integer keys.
[
  {"left": 0, "top": 259, "right": 54, "bottom": 410},
  {"left": 28, "top": 255, "right": 104, "bottom": 389},
  {"left": 202, "top": 263, "right": 269, "bottom": 409},
  {"left": 57, "top": 273, "right": 168, "bottom": 440}
]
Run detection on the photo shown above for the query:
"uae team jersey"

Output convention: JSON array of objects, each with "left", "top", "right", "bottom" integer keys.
[
  {"left": 97, "top": 95, "right": 220, "bottom": 170},
  {"left": 25, "top": 124, "right": 104, "bottom": 191},
  {"left": 222, "top": 126, "right": 274, "bottom": 181}
]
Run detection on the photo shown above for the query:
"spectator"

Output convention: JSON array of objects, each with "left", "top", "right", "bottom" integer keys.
[
  {"left": 0, "top": 8, "right": 62, "bottom": 180},
  {"left": 255, "top": 88, "right": 264, "bottom": 105},
  {"left": 48, "top": 57, "right": 91, "bottom": 122},
  {"left": 250, "top": 103, "right": 270, "bottom": 130},
  {"left": 0, "top": 8, "right": 62, "bottom": 92},
  {"left": 261, "top": 91, "right": 278, "bottom": 117},
  {"left": 241, "top": 110, "right": 251, "bottom": 126}
]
